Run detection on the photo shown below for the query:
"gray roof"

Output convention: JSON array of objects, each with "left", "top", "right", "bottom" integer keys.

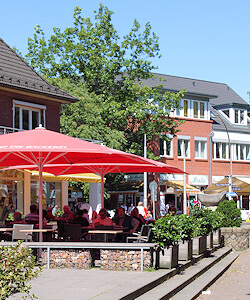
[
  {"left": 210, "top": 106, "right": 250, "bottom": 134},
  {"left": 141, "top": 73, "right": 250, "bottom": 134},
  {"left": 142, "top": 73, "right": 248, "bottom": 107},
  {"left": 0, "top": 38, "right": 77, "bottom": 103}
]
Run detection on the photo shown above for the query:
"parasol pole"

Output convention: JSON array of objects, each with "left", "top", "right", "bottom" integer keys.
[
  {"left": 38, "top": 160, "right": 43, "bottom": 243},
  {"left": 101, "top": 171, "right": 105, "bottom": 209}
]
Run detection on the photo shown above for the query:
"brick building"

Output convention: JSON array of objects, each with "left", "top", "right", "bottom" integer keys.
[
  {"left": 142, "top": 74, "right": 250, "bottom": 214},
  {"left": 0, "top": 38, "right": 77, "bottom": 215}
]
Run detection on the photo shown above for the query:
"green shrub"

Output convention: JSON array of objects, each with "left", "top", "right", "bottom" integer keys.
[
  {"left": 0, "top": 241, "right": 41, "bottom": 299},
  {"left": 210, "top": 210, "right": 224, "bottom": 230},
  {"left": 175, "top": 214, "right": 194, "bottom": 241},
  {"left": 151, "top": 214, "right": 180, "bottom": 249},
  {"left": 190, "top": 207, "right": 213, "bottom": 237},
  {"left": 216, "top": 200, "right": 242, "bottom": 227}
]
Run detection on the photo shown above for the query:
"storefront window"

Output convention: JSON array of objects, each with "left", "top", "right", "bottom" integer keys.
[
  {"left": 0, "top": 170, "right": 24, "bottom": 213},
  {"left": 31, "top": 181, "right": 61, "bottom": 209}
]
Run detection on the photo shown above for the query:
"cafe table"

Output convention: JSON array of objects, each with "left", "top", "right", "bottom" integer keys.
[
  {"left": 20, "top": 229, "right": 56, "bottom": 242},
  {"left": 88, "top": 229, "right": 123, "bottom": 242},
  {"left": 0, "top": 228, "right": 14, "bottom": 232}
]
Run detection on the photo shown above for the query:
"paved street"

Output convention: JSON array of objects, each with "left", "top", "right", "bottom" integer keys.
[{"left": 197, "top": 248, "right": 250, "bottom": 300}]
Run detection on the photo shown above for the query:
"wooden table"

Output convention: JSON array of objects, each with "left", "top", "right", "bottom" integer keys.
[
  {"left": 0, "top": 228, "right": 14, "bottom": 232},
  {"left": 88, "top": 230, "right": 123, "bottom": 242}
]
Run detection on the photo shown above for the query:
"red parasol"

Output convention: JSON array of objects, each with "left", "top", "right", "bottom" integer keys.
[{"left": 0, "top": 126, "right": 184, "bottom": 241}]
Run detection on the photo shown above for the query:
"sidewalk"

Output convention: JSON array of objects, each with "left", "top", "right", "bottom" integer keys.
[
  {"left": 8, "top": 268, "right": 165, "bottom": 300},
  {"left": 197, "top": 248, "right": 250, "bottom": 300},
  {"left": 8, "top": 248, "right": 250, "bottom": 300}
]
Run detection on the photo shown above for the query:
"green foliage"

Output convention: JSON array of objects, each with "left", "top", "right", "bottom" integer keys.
[
  {"left": 189, "top": 207, "right": 213, "bottom": 237},
  {"left": 25, "top": 4, "right": 186, "bottom": 156},
  {"left": 175, "top": 214, "right": 195, "bottom": 241},
  {"left": 6, "top": 211, "right": 24, "bottom": 221},
  {"left": 0, "top": 241, "right": 41, "bottom": 299},
  {"left": 54, "top": 208, "right": 63, "bottom": 217},
  {"left": 216, "top": 200, "right": 242, "bottom": 227},
  {"left": 210, "top": 210, "right": 224, "bottom": 230},
  {"left": 151, "top": 214, "right": 180, "bottom": 248}
]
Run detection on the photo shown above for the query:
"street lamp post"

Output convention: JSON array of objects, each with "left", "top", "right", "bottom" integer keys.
[
  {"left": 210, "top": 107, "right": 233, "bottom": 200},
  {"left": 182, "top": 141, "right": 187, "bottom": 214},
  {"left": 209, "top": 131, "right": 214, "bottom": 186}
]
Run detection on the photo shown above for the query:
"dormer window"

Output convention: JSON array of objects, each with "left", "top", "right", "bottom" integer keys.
[{"left": 234, "top": 109, "right": 244, "bottom": 124}]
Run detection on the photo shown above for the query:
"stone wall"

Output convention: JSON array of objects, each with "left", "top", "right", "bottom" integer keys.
[
  {"left": 221, "top": 227, "right": 250, "bottom": 251},
  {"left": 41, "top": 249, "right": 92, "bottom": 269},
  {"left": 100, "top": 249, "right": 152, "bottom": 271}
]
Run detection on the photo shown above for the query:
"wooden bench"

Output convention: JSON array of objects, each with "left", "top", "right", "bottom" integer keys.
[{"left": 0, "top": 242, "right": 158, "bottom": 271}]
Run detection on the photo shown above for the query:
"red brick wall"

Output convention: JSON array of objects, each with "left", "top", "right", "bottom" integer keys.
[
  {"left": 151, "top": 117, "right": 250, "bottom": 183},
  {"left": 0, "top": 89, "right": 61, "bottom": 131},
  {"left": 157, "top": 117, "right": 213, "bottom": 176}
]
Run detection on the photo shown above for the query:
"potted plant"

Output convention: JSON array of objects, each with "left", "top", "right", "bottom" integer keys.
[
  {"left": 210, "top": 210, "right": 224, "bottom": 245},
  {"left": 175, "top": 214, "right": 194, "bottom": 261},
  {"left": 190, "top": 207, "right": 213, "bottom": 255},
  {"left": 151, "top": 214, "right": 179, "bottom": 269}
]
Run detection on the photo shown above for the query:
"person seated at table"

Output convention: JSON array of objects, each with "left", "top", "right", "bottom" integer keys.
[
  {"left": 130, "top": 208, "right": 146, "bottom": 231},
  {"left": 114, "top": 207, "right": 139, "bottom": 233},
  {"left": 56, "top": 205, "right": 74, "bottom": 221},
  {"left": 92, "top": 210, "right": 98, "bottom": 222},
  {"left": 46, "top": 207, "right": 55, "bottom": 221},
  {"left": 10, "top": 211, "right": 27, "bottom": 225},
  {"left": 72, "top": 209, "right": 89, "bottom": 226},
  {"left": 82, "top": 209, "right": 90, "bottom": 223},
  {"left": 92, "top": 208, "right": 113, "bottom": 227},
  {"left": 24, "top": 204, "right": 39, "bottom": 224}
]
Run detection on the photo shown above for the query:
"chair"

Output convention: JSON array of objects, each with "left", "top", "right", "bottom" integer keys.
[
  {"left": 64, "top": 223, "right": 87, "bottom": 241},
  {"left": 12, "top": 224, "right": 34, "bottom": 242},
  {"left": 126, "top": 225, "right": 152, "bottom": 243}
]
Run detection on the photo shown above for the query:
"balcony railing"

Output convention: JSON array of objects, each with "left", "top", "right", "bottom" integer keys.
[{"left": 0, "top": 126, "right": 23, "bottom": 135}]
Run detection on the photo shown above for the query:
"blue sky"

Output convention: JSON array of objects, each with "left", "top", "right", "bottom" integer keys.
[{"left": 1, "top": 0, "right": 250, "bottom": 102}]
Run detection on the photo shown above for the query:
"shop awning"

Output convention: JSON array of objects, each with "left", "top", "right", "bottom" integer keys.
[
  {"left": 166, "top": 181, "right": 200, "bottom": 193},
  {"left": 204, "top": 177, "right": 250, "bottom": 196},
  {"left": 26, "top": 170, "right": 104, "bottom": 183}
]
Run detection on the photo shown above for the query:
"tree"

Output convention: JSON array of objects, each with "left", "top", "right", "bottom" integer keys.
[{"left": 26, "top": 4, "right": 185, "bottom": 156}]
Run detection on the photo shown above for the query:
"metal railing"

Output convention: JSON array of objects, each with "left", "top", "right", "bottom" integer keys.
[{"left": 0, "top": 126, "right": 23, "bottom": 135}]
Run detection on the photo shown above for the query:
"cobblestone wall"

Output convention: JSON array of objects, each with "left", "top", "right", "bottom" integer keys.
[
  {"left": 41, "top": 249, "right": 92, "bottom": 269},
  {"left": 100, "top": 249, "right": 152, "bottom": 271},
  {"left": 221, "top": 227, "right": 250, "bottom": 251}
]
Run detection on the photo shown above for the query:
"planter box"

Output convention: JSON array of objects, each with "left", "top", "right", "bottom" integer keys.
[
  {"left": 206, "top": 232, "right": 213, "bottom": 249},
  {"left": 213, "top": 229, "right": 221, "bottom": 245},
  {"left": 155, "top": 245, "right": 179, "bottom": 269},
  {"left": 179, "top": 240, "right": 193, "bottom": 261},
  {"left": 192, "top": 235, "right": 207, "bottom": 255}
]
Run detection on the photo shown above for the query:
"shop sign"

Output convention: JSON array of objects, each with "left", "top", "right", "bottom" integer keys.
[{"left": 188, "top": 175, "right": 208, "bottom": 186}]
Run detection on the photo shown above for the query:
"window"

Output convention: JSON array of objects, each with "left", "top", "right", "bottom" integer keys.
[
  {"left": 13, "top": 100, "right": 46, "bottom": 130},
  {"left": 184, "top": 100, "right": 188, "bottom": 117},
  {"left": 193, "top": 101, "right": 198, "bottom": 118},
  {"left": 234, "top": 109, "right": 245, "bottom": 124},
  {"left": 214, "top": 142, "right": 229, "bottom": 160},
  {"left": 160, "top": 137, "right": 172, "bottom": 156},
  {"left": 200, "top": 102, "right": 205, "bottom": 118},
  {"left": 247, "top": 145, "right": 250, "bottom": 160},
  {"left": 193, "top": 101, "right": 206, "bottom": 119},
  {"left": 195, "top": 140, "right": 206, "bottom": 159},
  {"left": 223, "top": 109, "right": 230, "bottom": 118},
  {"left": 178, "top": 138, "right": 189, "bottom": 158},
  {"left": 234, "top": 144, "right": 250, "bottom": 161}
]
